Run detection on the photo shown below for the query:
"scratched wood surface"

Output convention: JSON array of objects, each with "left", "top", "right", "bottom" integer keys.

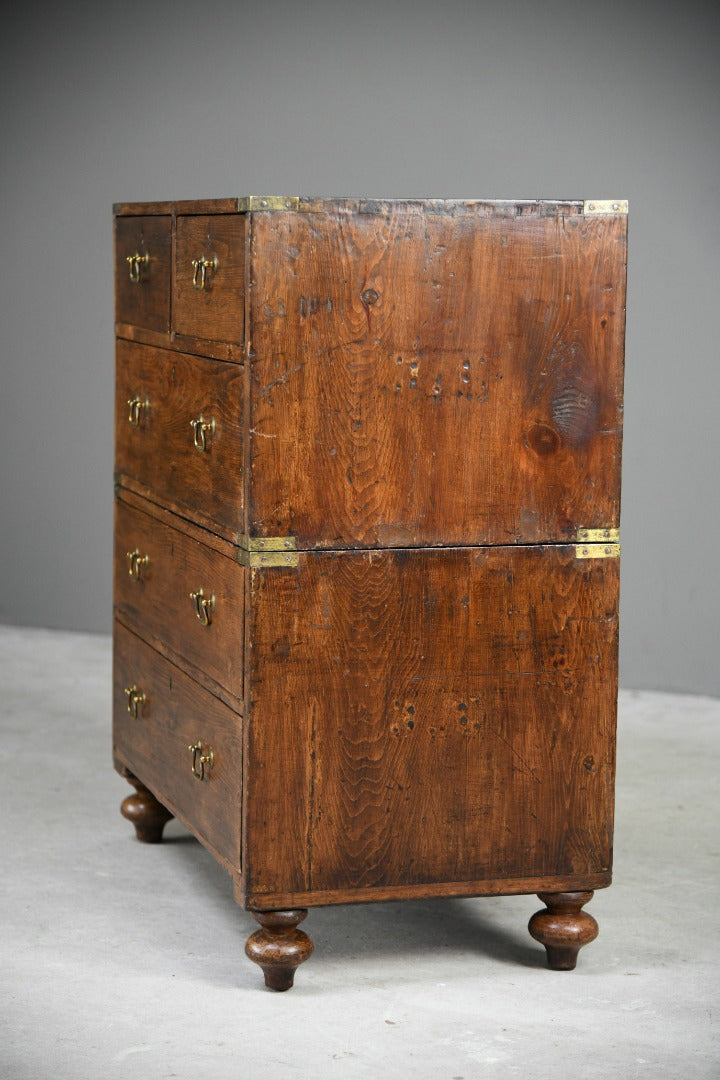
[
  {"left": 244, "top": 545, "right": 618, "bottom": 902},
  {"left": 174, "top": 214, "right": 246, "bottom": 344},
  {"left": 113, "top": 622, "right": 242, "bottom": 872},
  {"left": 114, "top": 495, "right": 245, "bottom": 704},
  {"left": 115, "top": 215, "right": 172, "bottom": 333},
  {"left": 114, "top": 340, "right": 244, "bottom": 538},
  {"left": 247, "top": 206, "right": 626, "bottom": 547}
]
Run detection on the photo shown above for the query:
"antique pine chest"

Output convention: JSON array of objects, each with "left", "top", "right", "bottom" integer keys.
[{"left": 113, "top": 196, "right": 627, "bottom": 990}]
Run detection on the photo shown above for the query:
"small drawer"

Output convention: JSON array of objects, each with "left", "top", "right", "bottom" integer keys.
[
  {"left": 115, "top": 340, "right": 243, "bottom": 536},
  {"left": 114, "top": 497, "right": 245, "bottom": 702},
  {"left": 115, "top": 215, "right": 171, "bottom": 333},
  {"left": 113, "top": 622, "right": 242, "bottom": 870},
  {"left": 173, "top": 214, "right": 246, "bottom": 344}
]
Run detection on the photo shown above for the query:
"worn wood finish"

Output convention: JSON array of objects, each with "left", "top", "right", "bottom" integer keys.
[
  {"left": 244, "top": 545, "right": 618, "bottom": 903},
  {"left": 113, "top": 197, "right": 626, "bottom": 988},
  {"left": 528, "top": 891, "right": 599, "bottom": 969},
  {"left": 248, "top": 207, "right": 625, "bottom": 548},
  {"left": 120, "top": 771, "right": 174, "bottom": 843},
  {"left": 115, "top": 340, "right": 244, "bottom": 537},
  {"left": 115, "top": 216, "right": 171, "bottom": 333},
  {"left": 114, "top": 495, "right": 245, "bottom": 702},
  {"left": 174, "top": 215, "right": 246, "bottom": 344},
  {"left": 113, "top": 622, "right": 242, "bottom": 871},
  {"left": 245, "top": 910, "right": 314, "bottom": 991}
]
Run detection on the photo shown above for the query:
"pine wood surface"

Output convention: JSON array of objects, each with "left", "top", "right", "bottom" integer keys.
[
  {"left": 115, "top": 215, "right": 171, "bottom": 333},
  {"left": 244, "top": 545, "right": 618, "bottom": 902},
  {"left": 247, "top": 207, "right": 625, "bottom": 548},
  {"left": 114, "top": 495, "right": 245, "bottom": 702},
  {"left": 113, "top": 622, "right": 242, "bottom": 872},
  {"left": 114, "top": 340, "right": 244, "bottom": 537}
]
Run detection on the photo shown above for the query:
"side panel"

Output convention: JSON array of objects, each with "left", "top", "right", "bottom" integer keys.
[
  {"left": 244, "top": 546, "right": 618, "bottom": 903},
  {"left": 247, "top": 205, "right": 626, "bottom": 548}
]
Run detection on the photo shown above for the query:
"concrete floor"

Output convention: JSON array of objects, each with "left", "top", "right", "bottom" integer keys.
[{"left": 1, "top": 625, "right": 718, "bottom": 1079}]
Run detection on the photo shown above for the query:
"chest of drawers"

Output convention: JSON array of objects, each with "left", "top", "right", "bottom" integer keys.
[{"left": 113, "top": 196, "right": 627, "bottom": 990}]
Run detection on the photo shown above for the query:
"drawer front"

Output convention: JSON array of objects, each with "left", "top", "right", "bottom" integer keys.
[
  {"left": 115, "top": 340, "right": 243, "bottom": 535},
  {"left": 114, "top": 498, "right": 245, "bottom": 702},
  {"left": 113, "top": 622, "right": 242, "bottom": 870},
  {"left": 115, "top": 215, "right": 171, "bottom": 333},
  {"left": 173, "top": 214, "right": 246, "bottom": 344}
]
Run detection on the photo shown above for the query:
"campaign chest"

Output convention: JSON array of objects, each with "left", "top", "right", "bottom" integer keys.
[{"left": 113, "top": 196, "right": 627, "bottom": 989}]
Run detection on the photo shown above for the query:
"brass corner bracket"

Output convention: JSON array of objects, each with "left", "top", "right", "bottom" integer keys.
[
  {"left": 574, "top": 527, "right": 620, "bottom": 560},
  {"left": 238, "top": 535, "right": 299, "bottom": 568},
  {"left": 583, "top": 200, "right": 628, "bottom": 216},
  {"left": 236, "top": 196, "right": 300, "bottom": 213}
]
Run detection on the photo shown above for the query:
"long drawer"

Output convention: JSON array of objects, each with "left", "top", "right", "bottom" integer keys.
[
  {"left": 113, "top": 622, "right": 242, "bottom": 871},
  {"left": 115, "top": 340, "right": 244, "bottom": 537},
  {"left": 114, "top": 495, "right": 245, "bottom": 704}
]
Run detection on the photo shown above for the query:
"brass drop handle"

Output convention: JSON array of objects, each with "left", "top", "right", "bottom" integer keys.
[
  {"left": 126, "top": 252, "right": 150, "bottom": 283},
  {"left": 188, "top": 740, "right": 214, "bottom": 781},
  {"left": 127, "top": 396, "right": 148, "bottom": 427},
  {"left": 191, "top": 254, "right": 218, "bottom": 291},
  {"left": 190, "top": 587, "right": 215, "bottom": 626},
  {"left": 124, "top": 684, "right": 146, "bottom": 719},
  {"left": 126, "top": 548, "right": 149, "bottom": 580},
  {"left": 190, "top": 415, "right": 215, "bottom": 452}
]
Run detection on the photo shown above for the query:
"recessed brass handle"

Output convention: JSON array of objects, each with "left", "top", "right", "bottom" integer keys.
[
  {"left": 188, "top": 740, "right": 214, "bottom": 781},
  {"left": 191, "top": 254, "right": 218, "bottom": 291},
  {"left": 126, "top": 548, "right": 149, "bottom": 580},
  {"left": 189, "top": 415, "right": 215, "bottom": 452},
  {"left": 190, "top": 587, "right": 215, "bottom": 626},
  {"left": 124, "top": 684, "right": 146, "bottom": 719},
  {"left": 126, "top": 252, "right": 150, "bottom": 284},
  {"left": 127, "top": 396, "right": 148, "bottom": 427}
]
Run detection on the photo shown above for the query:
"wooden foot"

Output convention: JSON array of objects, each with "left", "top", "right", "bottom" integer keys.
[
  {"left": 245, "top": 910, "right": 314, "bottom": 991},
  {"left": 121, "top": 773, "right": 173, "bottom": 843},
  {"left": 528, "top": 891, "right": 599, "bottom": 970}
]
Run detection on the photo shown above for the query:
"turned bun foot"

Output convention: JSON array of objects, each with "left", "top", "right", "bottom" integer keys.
[
  {"left": 121, "top": 774, "right": 173, "bottom": 843},
  {"left": 528, "top": 891, "right": 599, "bottom": 970},
  {"left": 245, "top": 910, "right": 314, "bottom": 991}
]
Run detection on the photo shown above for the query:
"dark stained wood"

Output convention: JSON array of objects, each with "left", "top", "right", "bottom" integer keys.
[
  {"left": 174, "top": 215, "right": 246, "bottom": 344},
  {"left": 120, "top": 771, "right": 174, "bottom": 843},
  {"left": 247, "top": 206, "right": 625, "bottom": 547},
  {"left": 244, "top": 544, "right": 618, "bottom": 904},
  {"left": 245, "top": 910, "right": 314, "bottom": 991},
  {"left": 113, "top": 622, "right": 242, "bottom": 872},
  {"left": 114, "top": 494, "right": 245, "bottom": 703},
  {"left": 113, "top": 197, "right": 626, "bottom": 984},
  {"left": 114, "top": 340, "right": 244, "bottom": 538},
  {"left": 528, "top": 891, "right": 599, "bottom": 969},
  {"left": 115, "top": 216, "right": 171, "bottom": 333}
]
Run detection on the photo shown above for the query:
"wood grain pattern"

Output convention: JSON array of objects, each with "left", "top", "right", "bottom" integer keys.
[
  {"left": 114, "top": 494, "right": 245, "bottom": 703},
  {"left": 174, "top": 215, "right": 246, "bottom": 344},
  {"left": 115, "top": 216, "right": 171, "bottom": 333},
  {"left": 245, "top": 545, "right": 618, "bottom": 903},
  {"left": 113, "top": 622, "right": 242, "bottom": 872},
  {"left": 114, "top": 340, "right": 244, "bottom": 538},
  {"left": 247, "top": 206, "right": 625, "bottom": 547}
]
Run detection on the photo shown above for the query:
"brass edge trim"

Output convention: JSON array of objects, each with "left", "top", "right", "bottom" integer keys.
[
  {"left": 236, "top": 196, "right": 300, "bottom": 212},
  {"left": 239, "top": 550, "right": 300, "bottom": 568},
  {"left": 583, "top": 199, "right": 628, "bottom": 216},
  {"left": 576, "top": 528, "right": 620, "bottom": 543},
  {"left": 239, "top": 535, "right": 297, "bottom": 552},
  {"left": 575, "top": 543, "right": 621, "bottom": 560}
]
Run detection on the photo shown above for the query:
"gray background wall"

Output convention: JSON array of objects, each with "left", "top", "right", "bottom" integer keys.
[{"left": 0, "top": 0, "right": 718, "bottom": 695}]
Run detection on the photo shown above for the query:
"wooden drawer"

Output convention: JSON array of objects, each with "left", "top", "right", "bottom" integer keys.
[
  {"left": 115, "top": 215, "right": 171, "bottom": 333},
  {"left": 113, "top": 622, "right": 242, "bottom": 871},
  {"left": 173, "top": 214, "right": 246, "bottom": 345},
  {"left": 114, "top": 495, "right": 245, "bottom": 704},
  {"left": 114, "top": 340, "right": 244, "bottom": 538}
]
